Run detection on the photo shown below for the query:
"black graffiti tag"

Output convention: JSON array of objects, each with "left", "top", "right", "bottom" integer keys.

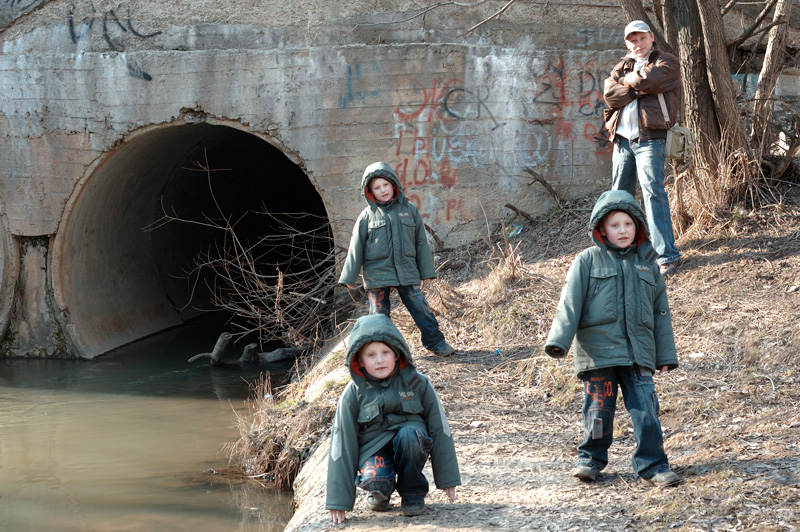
[
  {"left": 68, "top": 2, "right": 161, "bottom": 81},
  {"left": 442, "top": 86, "right": 505, "bottom": 131}
]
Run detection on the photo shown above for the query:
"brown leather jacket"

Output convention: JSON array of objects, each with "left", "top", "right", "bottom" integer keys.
[{"left": 603, "top": 46, "right": 682, "bottom": 142}]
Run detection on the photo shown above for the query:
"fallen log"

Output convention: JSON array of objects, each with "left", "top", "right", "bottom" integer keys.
[
  {"left": 188, "top": 332, "right": 232, "bottom": 366},
  {"left": 238, "top": 343, "right": 259, "bottom": 364},
  {"left": 257, "top": 346, "right": 307, "bottom": 364}
]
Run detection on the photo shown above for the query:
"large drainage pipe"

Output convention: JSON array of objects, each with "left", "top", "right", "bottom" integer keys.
[{"left": 51, "top": 122, "right": 329, "bottom": 358}]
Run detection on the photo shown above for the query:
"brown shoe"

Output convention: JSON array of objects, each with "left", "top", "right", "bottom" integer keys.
[
  {"left": 659, "top": 261, "right": 679, "bottom": 277},
  {"left": 643, "top": 470, "right": 681, "bottom": 487}
]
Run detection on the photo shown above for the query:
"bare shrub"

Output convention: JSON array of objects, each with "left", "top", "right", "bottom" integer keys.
[
  {"left": 145, "top": 156, "right": 356, "bottom": 351},
  {"left": 225, "top": 372, "right": 338, "bottom": 491}
]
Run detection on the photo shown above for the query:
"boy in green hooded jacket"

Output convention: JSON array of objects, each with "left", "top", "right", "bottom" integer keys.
[
  {"left": 545, "top": 190, "right": 680, "bottom": 487},
  {"left": 339, "top": 162, "right": 455, "bottom": 356},
  {"left": 326, "top": 314, "right": 460, "bottom": 523}
]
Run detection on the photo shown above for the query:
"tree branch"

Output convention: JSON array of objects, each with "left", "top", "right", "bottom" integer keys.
[
  {"left": 728, "top": 0, "right": 779, "bottom": 51},
  {"left": 720, "top": 0, "right": 739, "bottom": 17},
  {"left": 466, "top": 0, "right": 519, "bottom": 33}
]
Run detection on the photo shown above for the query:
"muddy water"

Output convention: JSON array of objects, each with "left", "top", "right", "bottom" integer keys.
[{"left": 0, "top": 320, "right": 293, "bottom": 532}]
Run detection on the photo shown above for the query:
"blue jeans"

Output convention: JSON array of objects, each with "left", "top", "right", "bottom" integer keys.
[
  {"left": 368, "top": 285, "right": 446, "bottom": 351},
  {"left": 577, "top": 365, "right": 670, "bottom": 480},
  {"left": 611, "top": 137, "right": 680, "bottom": 265},
  {"left": 355, "top": 426, "right": 433, "bottom": 501}
]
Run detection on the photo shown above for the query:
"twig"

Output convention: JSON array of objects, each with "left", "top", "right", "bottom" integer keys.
[
  {"left": 504, "top": 203, "right": 535, "bottom": 223},
  {"left": 523, "top": 167, "right": 564, "bottom": 205},
  {"left": 352, "top": 0, "right": 490, "bottom": 27},
  {"left": 466, "top": 0, "right": 519, "bottom": 33},
  {"left": 720, "top": 0, "right": 739, "bottom": 17},
  {"left": 425, "top": 223, "right": 446, "bottom": 249}
]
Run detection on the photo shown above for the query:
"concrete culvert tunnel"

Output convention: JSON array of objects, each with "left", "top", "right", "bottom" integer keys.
[{"left": 53, "top": 122, "right": 331, "bottom": 359}]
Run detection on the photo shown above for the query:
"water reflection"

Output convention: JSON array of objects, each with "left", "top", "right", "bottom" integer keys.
[{"left": 0, "top": 317, "right": 294, "bottom": 532}]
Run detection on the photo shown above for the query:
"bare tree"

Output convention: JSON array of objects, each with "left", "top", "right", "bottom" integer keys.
[{"left": 751, "top": 0, "right": 792, "bottom": 149}]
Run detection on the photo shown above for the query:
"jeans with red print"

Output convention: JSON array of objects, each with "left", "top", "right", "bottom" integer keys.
[
  {"left": 577, "top": 365, "right": 671, "bottom": 480},
  {"left": 355, "top": 426, "right": 433, "bottom": 502}
]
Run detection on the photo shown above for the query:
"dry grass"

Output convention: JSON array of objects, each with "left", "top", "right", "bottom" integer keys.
[{"left": 225, "top": 352, "right": 345, "bottom": 491}]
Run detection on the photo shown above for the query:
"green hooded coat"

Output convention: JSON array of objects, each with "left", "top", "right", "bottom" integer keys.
[
  {"left": 338, "top": 162, "right": 436, "bottom": 289},
  {"left": 326, "top": 314, "right": 460, "bottom": 511},
  {"left": 545, "top": 190, "right": 678, "bottom": 376}
]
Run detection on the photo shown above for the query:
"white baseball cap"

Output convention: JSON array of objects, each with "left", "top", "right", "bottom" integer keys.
[{"left": 624, "top": 20, "right": 652, "bottom": 39}]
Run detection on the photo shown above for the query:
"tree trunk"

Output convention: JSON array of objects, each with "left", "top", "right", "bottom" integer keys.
[
  {"left": 618, "top": 0, "right": 675, "bottom": 55},
  {"left": 751, "top": 0, "right": 791, "bottom": 149},
  {"left": 653, "top": 0, "right": 678, "bottom": 51},
  {"left": 695, "top": 0, "right": 749, "bottom": 154},
  {"left": 671, "top": 0, "right": 719, "bottom": 157}
]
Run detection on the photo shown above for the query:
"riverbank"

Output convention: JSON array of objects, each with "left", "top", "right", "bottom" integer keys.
[{"left": 237, "top": 191, "right": 800, "bottom": 532}]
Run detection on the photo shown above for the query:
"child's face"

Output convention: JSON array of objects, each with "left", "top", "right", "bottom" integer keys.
[
  {"left": 369, "top": 177, "right": 395, "bottom": 203},
  {"left": 599, "top": 211, "right": 636, "bottom": 248},
  {"left": 358, "top": 341, "right": 398, "bottom": 379}
]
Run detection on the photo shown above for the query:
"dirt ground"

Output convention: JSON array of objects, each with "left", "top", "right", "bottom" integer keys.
[{"left": 281, "top": 185, "right": 800, "bottom": 532}]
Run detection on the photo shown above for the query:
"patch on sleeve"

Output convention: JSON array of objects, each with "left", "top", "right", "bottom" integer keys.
[
  {"left": 433, "top": 385, "right": 451, "bottom": 437},
  {"left": 330, "top": 423, "right": 342, "bottom": 461}
]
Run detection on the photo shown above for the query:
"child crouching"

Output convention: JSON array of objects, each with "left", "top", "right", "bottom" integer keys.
[{"left": 326, "top": 314, "right": 460, "bottom": 524}]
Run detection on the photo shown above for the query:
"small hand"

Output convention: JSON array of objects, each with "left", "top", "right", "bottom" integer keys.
[
  {"left": 330, "top": 510, "right": 346, "bottom": 524},
  {"left": 546, "top": 346, "right": 566, "bottom": 358},
  {"left": 442, "top": 486, "right": 457, "bottom": 501},
  {"left": 659, "top": 365, "right": 670, "bottom": 373},
  {"left": 623, "top": 71, "right": 639, "bottom": 86}
]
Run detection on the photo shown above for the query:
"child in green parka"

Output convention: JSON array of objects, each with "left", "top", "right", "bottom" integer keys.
[
  {"left": 339, "top": 162, "right": 455, "bottom": 356},
  {"left": 326, "top": 314, "right": 460, "bottom": 524},
  {"left": 545, "top": 190, "right": 681, "bottom": 487}
]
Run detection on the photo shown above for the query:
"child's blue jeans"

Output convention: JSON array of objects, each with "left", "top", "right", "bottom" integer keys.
[
  {"left": 355, "top": 426, "right": 433, "bottom": 501},
  {"left": 368, "top": 285, "right": 446, "bottom": 351},
  {"left": 577, "top": 365, "right": 671, "bottom": 480}
]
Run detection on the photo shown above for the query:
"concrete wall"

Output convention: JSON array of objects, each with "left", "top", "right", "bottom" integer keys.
[{"left": 0, "top": 0, "right": 629, "bottom": 357}]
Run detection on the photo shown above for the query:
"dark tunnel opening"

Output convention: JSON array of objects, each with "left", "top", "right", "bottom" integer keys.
[{"left": 54, "top": 123, "right": 333, "bottom": 358}]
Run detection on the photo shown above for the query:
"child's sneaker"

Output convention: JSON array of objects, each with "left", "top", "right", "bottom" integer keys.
[
  {"left": 401, "top": 498, "right": 425, "bottom": 516},
  {"left": 643, "top": 470, "right": 681, "bottom": 487},
  {"left": 366, "top": 491, "right": 389, "bottom": 512},
  {"left": 572, "top": 464, "right": 599, "bottom": 481}
]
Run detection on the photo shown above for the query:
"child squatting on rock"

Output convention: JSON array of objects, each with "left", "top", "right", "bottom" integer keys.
[
  {"left": 339, "top": 161, "right": 456, "bottom": 356},
  {"left": 326, "top": 314, "right": 460, "bottom": 524},
  {"left": 545, "top": 189, "right": 681, "bottom": 487}
]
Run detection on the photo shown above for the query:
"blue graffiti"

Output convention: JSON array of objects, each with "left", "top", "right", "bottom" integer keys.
[{"left": 339, "top": 62, "right": 380, "bottom": 108}]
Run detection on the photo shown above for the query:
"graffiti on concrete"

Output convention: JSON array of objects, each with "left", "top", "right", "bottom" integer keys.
[
  {"left": 518, "top": 58, "right": 615, "bottom": 160},
  {"left": 393, "top": 78, "right": 506, "bottom": 187},
  {"left": 576, "top": 27, "right": 620, "bottom": 49},
  {"left": 68, "top": 2, "right": 161, "bottom": 80},
  {"left": 391, "top": 77, "right": 506, "bottom": 224},
  {"left": 0, "top": 0, "right": 48, "bottom": 30},
  {"left": 388, "top": 59, "right": 615, "bottom": 220},
  {"left": 339, "top": 62, "right": 380, "bottom": 108}
]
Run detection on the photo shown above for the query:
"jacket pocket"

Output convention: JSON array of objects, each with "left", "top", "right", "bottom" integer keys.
[
  {"left": 365, "top": 220, "right": 390, "bottom": 260},
  {"left": 637, "top": 269, "right": 657, "bottom": 330},
  {"left": 399, "top": 396, "right": 424, "bottom": 415},
  {"left": 400, "top": 216, "right": 418, "bottom": 258},
  {"left": 580, "top": 268, "right": 617, "bottom": 327},
  {"left": 357, "top": 403, "right": 382, "bottom": 424}
]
